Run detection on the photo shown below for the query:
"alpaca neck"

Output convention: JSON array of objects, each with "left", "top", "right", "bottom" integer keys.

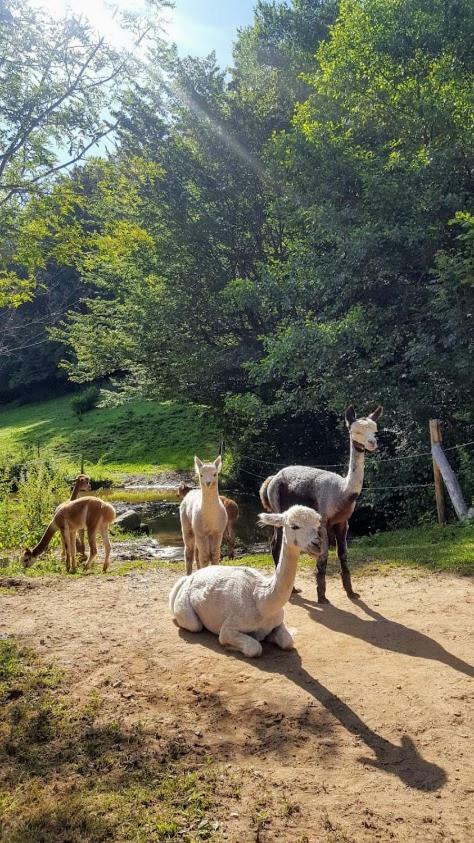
[
  {"left": 260, "top": 538, "right": 300, "bottom": 615},
  {"left": 343, "top": 438, "right": 366, "bottom": 496},
  {"left": 199, "top": 483, "right": 220, "bottom": 510},
  {"left": 70, "top": 482, "right": 81, "bottom": 501},
  {"left": 31, "top": 522, "right": 57, "bottom": 558}
]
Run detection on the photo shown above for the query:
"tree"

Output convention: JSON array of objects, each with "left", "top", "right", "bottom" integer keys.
[
  {"left": 0, "top": 0, "right": 168, "bottom": 205},
  {"left": 0, "top": 0, "right": 167, "bottom": 307}
]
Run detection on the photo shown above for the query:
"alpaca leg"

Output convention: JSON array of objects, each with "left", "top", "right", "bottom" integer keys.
[
  {"left": 219, "top": 624, "right": 262, "bottom": 658},
  {"left": 185, "top": 540, "right": 195, "bottom": 575},
  {"left": 85, "top": 527, "right": 98, "bottom": 570},
  {"left": 181, "top": 512, "right": 195, "bottom": 575},
  {"left": 60, "top": 534, "right": 66, "bottom": 563},
  {"left": 334, "top": 521, "right": 359, "bottom": 599},
  {"left": 183, "top": 529, "right": 195, "bottom": 575},
  {"left": 101, "top": 526, "right": 111, "bottom": 572},
  {"left": 68, "top": 529, "right": 77, "bottom": 574},
  {"left": 266, "top": 623, "right": 295, "bottom": 650},
  {"left": 210, "top": 532, "right": 223, "bottom": 565},
  {"left": 226, "top": 526, "right": 235, "bottom": 560},
  {"left": 196, "top": 539, "right": 209, "bottom": 568},
  {"left": 315, "top": 521, "right": 329, "bottom": 604},
  {"left": 77, "top": 528, "right": 86, "bottom": 561},
  {"left": 173, "top": 589, "right": 203, "bottom": 632},
  {"left": 61, "top": 527, "right": 70, "bottom": 572}
]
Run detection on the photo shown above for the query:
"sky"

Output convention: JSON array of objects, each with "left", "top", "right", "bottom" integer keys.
[
  {"left": 31, "top": 0, "right": 257, "bottom": 67},
  {"left": 165, "top": 1, "right": 256, "bottom": 66}
]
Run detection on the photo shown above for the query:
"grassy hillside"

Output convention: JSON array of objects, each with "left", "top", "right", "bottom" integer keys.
[{"left": 0, "top": 396, "right": 220, "bottom": 476}]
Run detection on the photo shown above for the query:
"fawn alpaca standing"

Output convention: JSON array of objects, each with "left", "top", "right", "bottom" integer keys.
[
  {"left": 22, "top": 497, "right": 116, "bottom": 573},
  {"left": 260, "top": 405, "right": 382, "bottom": 603},
  {"left": 178, "top": 482, "right": 239, "bottom": 559},
  {"left": 170, "top": 505, "right": 321, "bottom": 658},
  {"left": 179, "top": 456, "right": 227, "bottom": 574}
]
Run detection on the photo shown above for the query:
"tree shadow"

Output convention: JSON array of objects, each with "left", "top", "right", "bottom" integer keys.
[
  {"left": 292, "top": 594, "right": 474, "bottom": 679},
  {"left": 177, "top": 628, "right": 446, "bottom": 792}
]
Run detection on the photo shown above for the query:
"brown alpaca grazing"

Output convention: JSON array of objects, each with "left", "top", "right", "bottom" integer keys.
[
  {"left": 22, "top": 497, "right": 116, "bottom": 573},
  {"left": 68, "top": 474, "right": 91, "bottom": 560},
  {"left": 177, "top": 482, "right": 239, "bottom": 559}
]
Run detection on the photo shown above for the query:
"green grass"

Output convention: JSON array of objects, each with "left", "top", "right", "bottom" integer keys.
[
  {"left": 1, "top": 522, "right": 472, "bottom": 582},
  {"left": 348, "top": 522, "right": 474, "bottom": 575},
  {"left": 0, "top": 640, "right": 222, "bottom": 842},
  {"left": 236, "top": 522, "right": 474, "bottom": 577},
  {"left": 0, "top": 396, "right": 220, "bottom": 477},
  {"left": 102, "top": 488, "right": 180, "bottom": 504}
]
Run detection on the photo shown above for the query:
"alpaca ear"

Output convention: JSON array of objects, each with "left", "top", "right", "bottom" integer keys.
[
  {"left": 258, "top": 512, "right": 285, "bottom": 528},
  {"left": 214, "top": 455, "right": 222, "bottom": 472},
  {"left": 345, "top": 405, "right": 356, "bottom": 427},
  {"left": 369, "top": 405, "right": 383, "bottom": 421},
  {"left": 194, "top": 456, "right": 203, "bottom": 472}
]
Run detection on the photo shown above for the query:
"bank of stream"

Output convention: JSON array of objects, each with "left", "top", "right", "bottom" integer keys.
[{"left": 110, "top": 482, "right": 267, "bottom": 563}]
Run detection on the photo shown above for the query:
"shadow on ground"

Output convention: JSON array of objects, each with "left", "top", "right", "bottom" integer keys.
[
  {"left": 178, "top": 610, "right": 448, "bottom": 793},
  {"left": 292, "top": 594, "right": 474, "bottom": 679}
]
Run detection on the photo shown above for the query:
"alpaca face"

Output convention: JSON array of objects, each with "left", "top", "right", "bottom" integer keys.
[
  {"left": 351, "top": 418, "right": 378, "bottom": 451},
  {"left": 177, "top": 482, "right": 192, "bottom": 499},
  {"left": 260, "top": 505, "right": 322, "bottom": 556},
  {"left": 345, "top": 405, "right": 383, "bottom": 452},
  {"left": 75, "top": 474, "right": 91, "bottom": 492},
  {"left": 195, "top": 455, "right": 222, "bottom": 488}
]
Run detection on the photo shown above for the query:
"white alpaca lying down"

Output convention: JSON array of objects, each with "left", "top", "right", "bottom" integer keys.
[{"left": 169, "top": 505, "right": 322, "bottom": 658}]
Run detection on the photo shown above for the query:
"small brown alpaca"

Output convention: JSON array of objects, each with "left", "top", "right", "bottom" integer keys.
[
  {"left": 22, "top": 497, "right": 116, "bottom": 573},
  {"left": 177, "top": 482, "right": 239, "bottom": 559},
  {"left": 68, "top": 474, "right": 91, "bottom": 560}
]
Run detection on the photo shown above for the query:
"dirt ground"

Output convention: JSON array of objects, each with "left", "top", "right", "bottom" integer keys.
[{"left": 1, "top": 567, "right": 473, "bottom": 842}]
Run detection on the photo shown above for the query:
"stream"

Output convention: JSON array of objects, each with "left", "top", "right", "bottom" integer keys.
[{"left": 112, "top": 490, "right": 269, "bottom": 563}]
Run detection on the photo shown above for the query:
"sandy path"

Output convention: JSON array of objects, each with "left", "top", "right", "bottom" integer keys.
[{"left": 1, "top": 569, "right": 473, "bottom": 842}]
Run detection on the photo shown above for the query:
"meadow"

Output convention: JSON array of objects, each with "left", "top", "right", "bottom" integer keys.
[{"left": 0, "top": 396, "right": 220, "bottom": 477}]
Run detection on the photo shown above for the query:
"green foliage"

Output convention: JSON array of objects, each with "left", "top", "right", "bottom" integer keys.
[
  {"left": 0, "top": 396, "right": 220, "bottom": 476},
  {"left": 2, "top": 0, "right": 473, "bottom": 528},
  {"left": 70, "top": 385, "right": 101, "bottom": 417},
  {"left": 0, "top": 0, "right": 167, "bottom": 206},
  {"left": 0, "top": 456, "right": 69, "bottom": 552}
]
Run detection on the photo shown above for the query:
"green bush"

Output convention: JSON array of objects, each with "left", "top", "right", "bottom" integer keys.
[
  {"left": 70, "top": 386, "right": 100, "bottom": 417},
  {"left": 0, "top": 459, "right": 69, "bottom": 553}
]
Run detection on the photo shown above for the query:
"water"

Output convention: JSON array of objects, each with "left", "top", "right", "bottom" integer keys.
[{"left": 136, "top": 493, "right": 266, "bottom": 551}]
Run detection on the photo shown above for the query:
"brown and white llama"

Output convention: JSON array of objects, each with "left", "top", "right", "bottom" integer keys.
[
  {"left": 259, "top": 405, "right": 383, "bottom": 603},
  {"left": 178, "top": 482, "right": 239, "bottom": 559}
]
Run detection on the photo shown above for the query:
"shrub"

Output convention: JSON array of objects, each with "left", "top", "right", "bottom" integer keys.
[
  {"left": 71, "top": 386, "right": 100, "bottom": 417},
  {"left": 0, "top": 459, "right": 69, "bottom": 552}
]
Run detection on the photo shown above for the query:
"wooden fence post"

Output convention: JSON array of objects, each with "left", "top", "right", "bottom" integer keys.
[
  {"left": 430, "top": 419, "right": 470, "bottom": 522},
  {"left": 429, "top": 420, "right": 446, "bottom": 524},
  {"left": 80, "top": 454, "right": 85, "bottom": 474}
]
